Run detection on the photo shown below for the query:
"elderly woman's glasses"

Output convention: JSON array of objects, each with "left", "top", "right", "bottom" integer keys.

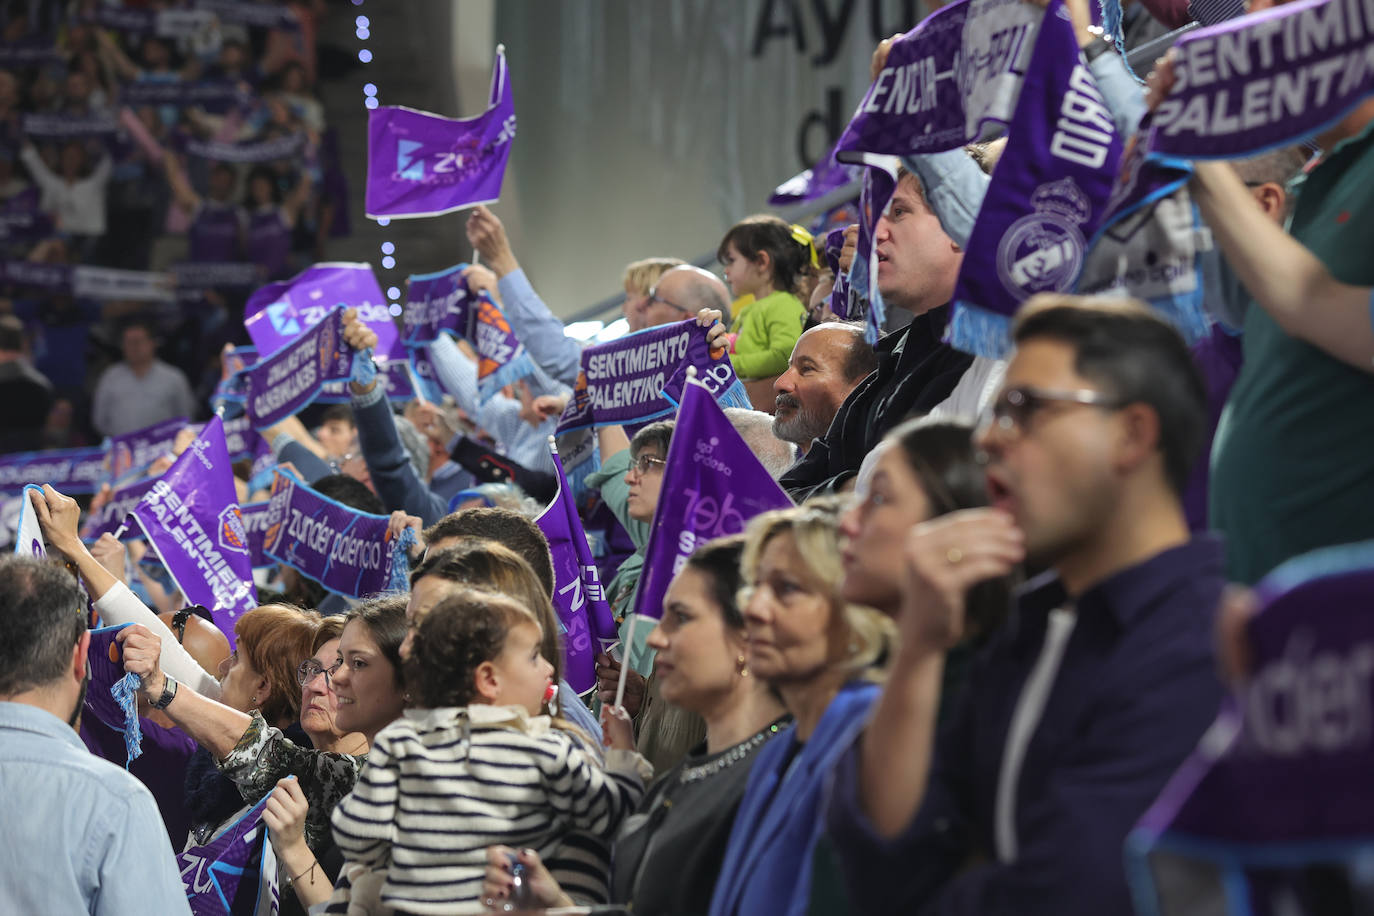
[
  {"left": 630, "top": 453, "right": 667, "bottom": 476},
  {"left": 296, "top": 658, "right": 343, "bottom": 687}
]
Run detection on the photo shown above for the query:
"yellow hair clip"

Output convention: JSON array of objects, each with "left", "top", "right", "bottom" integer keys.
[{"left": 790, "top": 224, "right": 821, "bottom": 270}]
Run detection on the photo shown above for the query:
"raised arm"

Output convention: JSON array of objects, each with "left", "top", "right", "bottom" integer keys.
[
  {"left": 118, "top": 623, "right": 253, "bottom": 759},
  {"left": 281, "top": 170, "right": 314, "bottom": 229},
  {"left": 29, "top": 487, "right": 221, "bottom": 697},
  {"left": 163, "top": 151, "right": 202, "bottom": 215}
]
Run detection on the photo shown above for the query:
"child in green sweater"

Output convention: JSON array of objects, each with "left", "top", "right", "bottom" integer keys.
[{"left": 717, "top": 215, "right": 814, "bottom": 381}]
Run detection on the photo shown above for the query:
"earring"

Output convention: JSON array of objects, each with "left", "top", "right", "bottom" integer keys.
[
  {"left": 251, "top": 695, "right": 258, "bottom": 706},
  {"left": 736, "top": 654, "right": 750, "bottom": 678},
  {"left": 404, "top": 692, "right": 412, "bottom": 703}
]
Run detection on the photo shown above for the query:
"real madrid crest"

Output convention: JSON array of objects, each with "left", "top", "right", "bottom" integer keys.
[{"left": 996, "top": 177, "right": 1090, "bottom": 301}]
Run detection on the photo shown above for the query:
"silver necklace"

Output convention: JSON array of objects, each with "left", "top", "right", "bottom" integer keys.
[{"left": 678, "top": 721, "right": 785, "bottom": 785}]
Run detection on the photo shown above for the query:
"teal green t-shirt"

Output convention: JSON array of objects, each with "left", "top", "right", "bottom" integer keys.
[{"left": 1209, "top": 121, "right": 1374, "bottom": 584}]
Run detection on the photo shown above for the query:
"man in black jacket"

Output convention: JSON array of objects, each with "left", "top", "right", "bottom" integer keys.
[{"left": 781, "top": 168, "right": 972, "bottom": 499}]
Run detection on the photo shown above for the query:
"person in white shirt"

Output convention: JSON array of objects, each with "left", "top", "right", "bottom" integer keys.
[{"left": 91, "top": 319, "right": 197, "bottom": 438}]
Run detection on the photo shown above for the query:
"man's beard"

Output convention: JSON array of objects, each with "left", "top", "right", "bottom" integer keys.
[{"left": 772, "top": 394, "right": 830, "bottom": 447}]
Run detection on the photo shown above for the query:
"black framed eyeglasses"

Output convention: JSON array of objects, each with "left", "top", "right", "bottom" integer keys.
[
  {"left": 629, "top": 453, "right": 667, "bottom": 476},
  {"left": 978, "top": 385, "right": 1126, "bottom": 438},
  {"left": 296, "top": 658, "right": 343, "bottom": 687},
  {"left": 645, "top": 286, "right": 691, "bottom": 315}
]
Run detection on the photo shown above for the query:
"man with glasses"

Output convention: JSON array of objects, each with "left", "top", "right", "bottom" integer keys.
[
  {"left": 0, "top": 555, "right": 189, "bottom": 914},
  {"left": 827, "top": 295, "right": 1227, "bottom": 916}
]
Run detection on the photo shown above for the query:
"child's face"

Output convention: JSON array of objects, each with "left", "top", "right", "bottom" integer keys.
[
  {"left": 721, "top": 242, "right": 767, "bottom": 299},
  {"left": 490, "top": 620, "right": 555, "bottom": 716}
]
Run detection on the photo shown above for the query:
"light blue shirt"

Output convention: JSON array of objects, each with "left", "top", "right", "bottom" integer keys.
[
  {"left": 496, "top": 268, "right": 585, "bottom": 387},
  {"left": 428, "top": 334, "right": 565, "bottom": 476},
  {"left": 0, "top": 702, "right": 190, "bottom": 915}
]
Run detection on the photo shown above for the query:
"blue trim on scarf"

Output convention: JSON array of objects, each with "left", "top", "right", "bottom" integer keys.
[
  {"left": 946, "top": 301, "right": 1013, "bottom": 360},
  {"left": 109, "top": 671, "right": 144, "bottom": 769}
]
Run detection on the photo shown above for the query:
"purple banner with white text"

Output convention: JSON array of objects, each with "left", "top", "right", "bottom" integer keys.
[
  {"left": 127, "top": 417, "right": 257, "bottom": 647},
  {"left": 245, "top": 262, "right": 400, "bottom": 359},
  {"left": 260, "top": 469, "right": 405, "bottom": 598},
  {"left": 0, "top": 446, "right": 105, "bottom": 494},
  {"left": 81, "top": 476, "right": 160, "bottom": 543},
  {"left": 555, "top": 320, "right": 750, "bottom": 435},
  {"left": 536, "top": 445, "right": 619, "bottom": 693},
  {"left": 241, "top": 307, "right": 355, "bottom": 430},
  {"left": 635, "top": 380, "right": 794, "bottom": 622},
  {"left": 949, "top": 0, "right": 1123, "bottom": 358},
  {"left": 180, "top": 795, "right": 277, "bottom": 915},
  {"left": 365, "top": 47, "right": 516, "bottom": 219},
  {"left": 107, "top": 416, "right": 189, "bottom": 482},
  {"left": 1127, "top": 540, "right": 1374, "bottom": 916}
]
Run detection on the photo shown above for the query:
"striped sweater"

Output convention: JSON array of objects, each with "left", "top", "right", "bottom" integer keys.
[{"left": 329, "top": 705, "right": 651, "bottom": 915}]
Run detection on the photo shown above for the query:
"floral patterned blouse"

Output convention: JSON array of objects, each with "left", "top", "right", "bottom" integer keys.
[{"left": 217, "top": 712, "right": 367, "bottom": 852}]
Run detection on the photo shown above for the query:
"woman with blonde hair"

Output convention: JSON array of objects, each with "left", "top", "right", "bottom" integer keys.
[{"left": 708, "top": 502, "right": 896, "bottom": 916}]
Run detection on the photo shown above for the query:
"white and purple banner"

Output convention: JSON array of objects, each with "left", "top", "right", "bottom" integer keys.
[
  {"left": 14, "top": 484, "right": 44, "bottom": 558},
  {"left": 555, "top": 319, "right": 751, "bottom": 436},
  {"left": 949, "top": 0, "right": 1124, "bottom": 358},
  {"left": 185, "top": 133, "right": 305, "bottom": 164},
  {"left": 106, "top": 416, "right": 189, "bottom": 483},
  {"left": 1127, "top": 541, "right": 1374, "bottom": 916},
  {"left": 127, "top": 417, "right": 257, "bottom": 647},
  {"left": 634, "top": 378, "right": 794, "bottom": 622},
  {"left": 365, "top": 46, "right": 516, "bottom": 219},
  {"left": 245, "top": 262, "right": 401, "bottom": 359},
  {"left": 22, "top": 113, "right": 120, "bottom": 138},
  {"left": 536, "top": 443, "right": 620, "bottom": 694},
  {"left": 192, "top": 0, "right": 301, "bottom": 31},
  {"left": 180, "top": 795, "right": 279, "bottom": 916},
  {"left": 260, "top": 468, "right": 407, "bottom": 598},
  {"left": 1150, "top": 0, "right": 1374, "bottom": 160},
  {"left": 122, "top": 81, "right": 246, "bottom": 109},
  {"left": 833, "top": 0, "right": 1044, "bottom": 336},
  {"left": 241, "top": 306, "right": 355, "bottom": 430},
  {"left": 403, "top": 263, "right": 538, "bottom": 403},
  {"left": 0, "top": 446, "right": 105, "bottom": 495}
]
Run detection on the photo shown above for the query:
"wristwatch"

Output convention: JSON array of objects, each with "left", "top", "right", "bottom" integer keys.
[
  {"left": 1082, "top": 25, "right": 1117, "bottom": 63},
  {"left": 150, "top": 674, "right": 179, "bottom": 710}
]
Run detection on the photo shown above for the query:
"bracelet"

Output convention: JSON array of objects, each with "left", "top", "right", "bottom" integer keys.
[{"left": 289, "top": 861, "right": 318, "bottom": 885}]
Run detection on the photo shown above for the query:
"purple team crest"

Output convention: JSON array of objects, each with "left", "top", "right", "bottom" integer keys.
[
  {"left": 365, "top": 46, "right": 516, "bottom": 219},
  {"left": 217, "top": 506, "right": 250, "bottom": 555}
]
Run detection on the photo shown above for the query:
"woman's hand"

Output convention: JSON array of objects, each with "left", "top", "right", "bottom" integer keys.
[
  {"left": 341, "top": 307, "right": 379, "bottom": 352},
  {"left": 600, "top": 704, "right": 635, "bottom": 751},
  {"left": 117, "top": 624, "right": 167, "bottom": 703},
  {"left": 897, "top": 509, "right": 1023, "bottom": 657},
  {"left": 837, "top": 224, "right": 859, "bottom": 275},
  {"left": 481, "top": 845, "right": 569, "bottom": 910},
  {"left": 461, "top": 263, "right": 501, "bottom": 301},
  {"left": 387, "top": 511, "right": 425, "bottom": 563},
  {"left": 263, "top": 776, "right": 310, "bottom": 857}
]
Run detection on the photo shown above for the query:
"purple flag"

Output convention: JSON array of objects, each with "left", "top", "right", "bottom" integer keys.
[
  {"left": 1150, "top": 0, "right": 1374, "bottom": 160},
  {"left": 260, "top": 468, "right": 406, "bottom": 598},
  {"left": 241, "top": 306, "right": 355, "bottom": 430},
  {"left": 238, "top": 501, "right": 274, "bottom": 570},
  {"left": 244, "top": 262, "right": 400, "bottom": 360},
  {"left": 536, "top": 444, "right": 619, "bottom": 693},
  {"left": 107, "top": 416, "right": 189, "bottom": 482},
  {"left": 555, "top": 319, "right": 751, "bottom": 435},
  {"left": 949, "top": 0, "right": 1123, "bottom": 359},
  {"left": 83, "top": 623, "right": 144, "bottom": 768},
  {"left": 180, "top": 795, "right": 277, "bottom": 915},
  {"left": 82, "top": 476, "right": 161, "bottom": 542},
  {"left": 1126, "top": 541, "right": 1374, "bottom": 916},
  {"left": 127, "top": 417, "right": 257, "bottom": 648},
  {"left": 0, "top": 446, "right": 105, "bottom": 494},
  {"left": 121, "top": 81, "right": 246, "bottom": 109},
  {"left": 832, "top": 0, "right": 1043, "bottom": 163},
  {"left": 634, "top": 379, "right": 794, "bottom": 622},
  {"left": 365, "top": 47, "right": 516, "bottom": 219}
]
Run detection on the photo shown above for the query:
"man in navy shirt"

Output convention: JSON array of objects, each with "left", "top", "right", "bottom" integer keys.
[{"left": 828, "top": 295, "right": 1227, "bottom": 914}]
